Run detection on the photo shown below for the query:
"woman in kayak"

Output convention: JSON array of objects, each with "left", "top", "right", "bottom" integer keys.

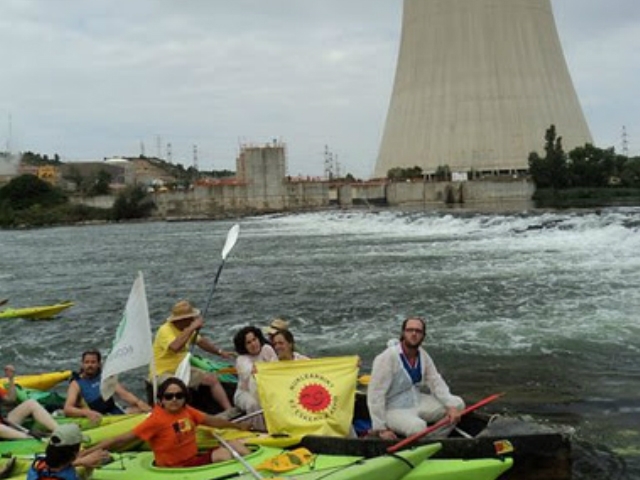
[
  {"left": 271, "top": 329, "right": 309, "bottom": 361},
  {"left": 0, "top": 364, "right": 60, "bottom": 439},
  {"left": 88, "top": 377, "right": 251, "bottom": 467},
  {"left": 233, "top": 326, "right": 278, "bottom": 414}
]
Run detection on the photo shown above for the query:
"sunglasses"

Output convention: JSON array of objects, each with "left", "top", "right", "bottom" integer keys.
[{"left": 162, "top": 392, "right": 186, "bottom": 401}]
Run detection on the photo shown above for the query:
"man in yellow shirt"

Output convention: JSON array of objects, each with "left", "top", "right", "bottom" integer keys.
[{"left": 153, "top": 300, "right": 234, "bottom": 412}]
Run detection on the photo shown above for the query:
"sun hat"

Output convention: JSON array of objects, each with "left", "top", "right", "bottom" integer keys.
[
  {"left": 167, "top": 300, "right": 200, "bottom": 323},
  {"left": 49, "top": 424, "right": 89, "bottom": 447},
  {"left": 264, "top": 317, "right": 289, "bottom": 335}
]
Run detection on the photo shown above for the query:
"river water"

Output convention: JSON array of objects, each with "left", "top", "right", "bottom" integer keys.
[{"left": 1, "top": 208, "right": 639, "bottom": 479}]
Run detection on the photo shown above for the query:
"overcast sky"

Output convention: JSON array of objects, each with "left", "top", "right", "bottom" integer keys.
[{"left": 0, "top": 1, "right": 638, "bottom": 178}]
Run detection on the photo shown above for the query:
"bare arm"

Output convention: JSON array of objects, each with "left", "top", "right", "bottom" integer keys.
[
  {"left": 84, "top": 431, "right": 139, "bottom": 455},
  {"left": 202, "top": 414, "right": 251, "bottom": 431},
  {"left": 197, "top": 336, "right": 235, "bottom": 360},
  {"left": 63, "top": 381, "right": 102, "bottom": 423},
  {"left": 73, "top": 448, "right": 111, "bottom": 479},
  {"left": 3, "top": 365, "right": 16, "bottom": 403},
  {"left": 168, "top": 317, "right": 202, "bottom": 352},
  {"left": 114, "top": 384, "right": 151, "bottom": 412}
]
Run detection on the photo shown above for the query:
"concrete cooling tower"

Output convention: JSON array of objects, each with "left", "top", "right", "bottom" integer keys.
[{"left": 374, "top": 0, "right": 592, "bottom": 178}]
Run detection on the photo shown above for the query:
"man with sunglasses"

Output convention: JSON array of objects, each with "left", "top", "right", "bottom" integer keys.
[
  {"left": 88, "top": 377, "right": 251, "bottom": 467},
  {"left": 367, "top": 317, "right": 465, "bottom": 440}
]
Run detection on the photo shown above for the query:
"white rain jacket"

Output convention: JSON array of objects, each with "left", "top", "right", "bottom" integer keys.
[{"left": 367, "top": 341, "right": 458, "bottom": 431}]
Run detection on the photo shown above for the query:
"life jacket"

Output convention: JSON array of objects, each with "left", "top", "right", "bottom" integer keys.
[
  {"left": 71, "top": 372, "right": 123, "bottom": 414},
  {"left": 27, "top": 458, "right": 79, "bottom": 480}
]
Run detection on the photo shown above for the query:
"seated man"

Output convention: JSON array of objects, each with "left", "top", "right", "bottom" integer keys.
[
  {"left": 153, "top": 300, "right": 234, "bottom": 413},
  {"left": 367, "top": 317, "right": 465, "bottom": 440},
  {"left": 64, "top": 349, "right": 151, "bottom": 424}
]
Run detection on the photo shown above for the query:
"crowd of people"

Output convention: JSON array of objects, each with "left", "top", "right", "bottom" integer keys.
[{"left": 1, "top": 298, "right": 465, "bottom": 474}]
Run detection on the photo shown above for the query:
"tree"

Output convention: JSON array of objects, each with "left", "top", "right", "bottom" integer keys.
[
  {"left": 89, "top": 169, "right": 112, "bottom": 196},
  {"left": 529, "top": 125, "right": 569, "bottom": 189},
  {"left": 387, "top": 166, "right": 424, "bottom": 180},
  {"left": 620, "top": 157, "right": 640, "bottom": 187},
  {"left": 63, "top": 165, "right": 86, "bottom": 192},
  {"left": 112, "top": 184, "right": 155, "bottom": 221},
  {"left": 0, "top": 174, "right": 67, "bottom": 210},
  {"left": 434, "top": 165, "right": 451, "bottom": 181}
]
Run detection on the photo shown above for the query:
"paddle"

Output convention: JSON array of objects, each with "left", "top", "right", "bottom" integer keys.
[
  {"left": 175, "top": 224, "right": 241, "bottom": 384},
  {"left": 0, "top": 299, "right": 8, "bottom": 308},
  {"left": 387, "top": 392, "right": 503, "bottom": 453},
  {"left": 211, "top": 430, "right": 263, "bottom": 480},
  {"left": 0, "top": 418, "right": 44, "bottom": 440}
]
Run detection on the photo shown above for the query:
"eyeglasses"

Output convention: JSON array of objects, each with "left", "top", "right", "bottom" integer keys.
[
  {"left": 162, "top": 392, "right": 186, "bottom": 401},
  {"left": 404, "top": 328, "right": 424, "bottom": 334}
]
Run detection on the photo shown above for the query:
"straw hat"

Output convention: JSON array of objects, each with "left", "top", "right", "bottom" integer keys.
[
  {"left": 264, "top": 317, "right": 289, "bottom": 335},
  {"left": 167, "top": 300, "right": 200, "bottom": 323}
]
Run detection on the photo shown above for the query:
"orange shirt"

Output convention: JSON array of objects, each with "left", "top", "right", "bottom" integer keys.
[{"left": 133, "top": 404, "right": 206, "bottom": 467}]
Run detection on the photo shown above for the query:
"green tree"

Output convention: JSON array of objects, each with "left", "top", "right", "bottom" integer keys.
[
  {"left": 434, "top": 165, "right": 451, "bottom": 181},
  {"left": 89, "top": 169, "right": 112, "bottom": 196},
  {"left": 387, "top": 166, "right": 424, "bottom": 180},
  {"left": 568, "top": 144, "right": 617, "bottom": 187},
  {"left": 63, "top": 165, "right": 86, "bottom": 192},
  {"left": 529, "top": 125, "right": 569, "bottom": 189},
  {"left": 0, "top": 174, "right": 67, "bottom": 210},
  {"left": 112, "top": 184, "right": 155, "bottom": 221},
  {"left": 620, "top": 157, "right": 640, "bottom": 187}
]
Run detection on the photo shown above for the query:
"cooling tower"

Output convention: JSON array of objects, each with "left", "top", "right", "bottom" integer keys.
[{"left": 374, "top": 0, "right": 592, "bottom": 178}]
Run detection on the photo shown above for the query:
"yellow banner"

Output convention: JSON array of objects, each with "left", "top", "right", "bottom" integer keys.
[{"left": 255, "top": 356, "right": 358, "bottom": 437}]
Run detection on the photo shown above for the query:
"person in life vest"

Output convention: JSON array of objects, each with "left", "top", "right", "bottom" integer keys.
[
  {"left": 0, "top": 364, "right": 59, "bottom": 440},
  {"left": 26, "top": 423, "right": 109, "bottom": 480},
  {"left": 367, "top": 317, "right": 465, "bottom": 440},
  {"left": 63, "top": 349, "right": 151, "bottom": 425}
]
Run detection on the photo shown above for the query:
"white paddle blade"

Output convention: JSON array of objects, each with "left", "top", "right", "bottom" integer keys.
[
  {"left": 175, "top": 354, "right": 191, "bottom": 385},
  {"left": 221, "top": 224, "right": 240, "bottom": 260}
]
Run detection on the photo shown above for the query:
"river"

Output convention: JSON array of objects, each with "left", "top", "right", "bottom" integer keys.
[{"left": 1, "top": 207, "right": 639, "bottom": 479}]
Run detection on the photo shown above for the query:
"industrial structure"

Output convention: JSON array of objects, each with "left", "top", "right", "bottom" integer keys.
[{"left": 374, "top": 0, "right": 592, "bottom": 178}]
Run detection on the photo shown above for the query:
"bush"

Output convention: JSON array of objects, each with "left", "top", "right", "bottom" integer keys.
[
  {"left": 0, "top": 174, "right": 68, "bottom": 210},
  {"left": 112, "top": 185, "right": 155, "bottom": 221}
]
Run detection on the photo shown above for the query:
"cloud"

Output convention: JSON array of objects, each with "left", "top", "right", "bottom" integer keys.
[{"left": 0, "top": 0, "right": 638, "bottom": 178}]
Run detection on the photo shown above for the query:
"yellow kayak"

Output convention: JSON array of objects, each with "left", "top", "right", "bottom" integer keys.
[
  {"left": 0, "top": 370, "right": 72, "bottom": 390},
  {"left": 0, "top": 301, "right": 74, "bottom": 320}
]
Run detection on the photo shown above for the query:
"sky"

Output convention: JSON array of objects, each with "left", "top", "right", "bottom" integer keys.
[{"left": 0, "top": 1, "right": 638, "bottom": 179}]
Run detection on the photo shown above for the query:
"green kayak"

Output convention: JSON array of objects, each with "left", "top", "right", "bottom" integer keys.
[
  {"left": 91, "top": 443, "right": 440, "bottom": 480},
  {"left": 0, "top": 414, "right": 146, "bottom": 457},
  {"left": 403, "top": 457, "right": 513, "bottom": 480},
  {"left": 189, "top": 354, "right": 237, "bottom": 383}
]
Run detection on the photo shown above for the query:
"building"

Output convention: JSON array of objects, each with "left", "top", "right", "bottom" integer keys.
[{"left": 374, "top": 0, "right": 592, "bottom": 178}]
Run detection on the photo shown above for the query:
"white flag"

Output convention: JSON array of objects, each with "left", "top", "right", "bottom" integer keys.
[{"left": 101, "top": 272, "right": 153, "bottom": 400}]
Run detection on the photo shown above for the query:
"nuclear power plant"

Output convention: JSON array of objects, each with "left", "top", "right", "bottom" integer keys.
[{"left": 374, "top": 0, "right": 592, "bottom": 178}]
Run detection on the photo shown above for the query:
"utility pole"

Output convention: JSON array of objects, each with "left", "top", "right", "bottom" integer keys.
[
  {"left": 166, "top": 142, "right": 172, "bottom": 162},
  {"left": 140, "top": 141, "right": 145, "bottom": 157},
  {"left": 622, "top": 125, "right": 629, "bottom": 157},
  {"left": 6, "top": 113, "right": 12, "bottom": 152},
  {"left": 193, "top": 144, "right": 199, "bottom": 171},
  {"left": 324, "top": 144, "right": 334, "bottom": 180}
]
